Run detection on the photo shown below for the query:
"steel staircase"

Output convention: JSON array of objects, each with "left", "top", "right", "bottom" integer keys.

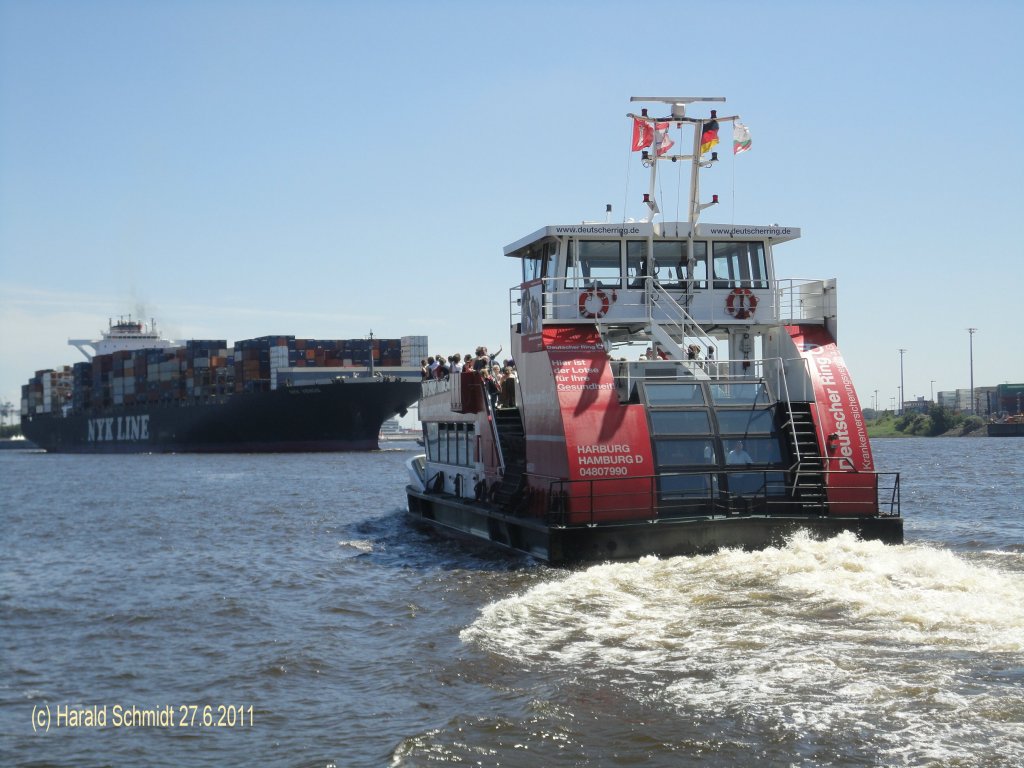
[
  {"left": 490, "top": 406, "right": 528, "bottom": 511},
  {"left": 780, "top": 401, "right": 829, "bottom": 510}
]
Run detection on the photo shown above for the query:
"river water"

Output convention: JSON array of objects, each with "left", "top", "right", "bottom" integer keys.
[{"left": 2, "top": 437, "right": 1022, "bottom": 767}]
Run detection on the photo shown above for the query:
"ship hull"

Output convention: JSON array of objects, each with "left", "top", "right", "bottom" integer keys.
[
  {"left": 22, "top": 380, "right": 420, "bottom": 453},
  {"left": 407, "top": 487, "right": 903, "bottom": 564},
  {"left": 987, "top": 422, "right": 1024, "bottom": 437}
]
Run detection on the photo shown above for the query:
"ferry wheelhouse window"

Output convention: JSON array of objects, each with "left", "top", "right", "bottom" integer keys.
[
  {"left": 569, "top": 240, "right": 621, "bottom": 288},
  {"left": 521, "top": 240, "right": 556, "bottom": 283},
  {"left": 712, "top": 241, "right": 768, "bottom": 289},
  {"left": 625, "top": 241, "right": 707, "bottom": 289}
]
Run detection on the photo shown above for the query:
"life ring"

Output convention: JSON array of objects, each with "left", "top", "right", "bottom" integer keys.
[
  {"left": 578, "top": 287, "right": 616, "bottom": 319},
  {"left": 726, "top": 288, "right": 758, "bottom": 320}
]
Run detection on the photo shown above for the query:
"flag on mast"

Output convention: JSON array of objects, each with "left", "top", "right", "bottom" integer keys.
[
  {"left": 631, "top": 118, "right": 673, "bottom": 153},
  {"left": 733, "top": 121, "right": 752, "bottom": 155},
  {"left": 654, "top": 124, "right": 674, "bottom": 156},
  {"left": 700, "top": 119, "right": 719, "bottom": 155},
  {"left": 631, "top": 118, "right": 653, "bottom": 151}
]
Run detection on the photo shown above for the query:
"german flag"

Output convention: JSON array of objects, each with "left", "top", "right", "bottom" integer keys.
[{"left": 700, "top": 119, "right": 719, "bottom": 155}]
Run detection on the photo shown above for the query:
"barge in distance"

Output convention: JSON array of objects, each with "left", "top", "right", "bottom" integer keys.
[
  {"left": 406, "top": 95, "right": 902, "bottom": 564},
  {"left": 20, "top": 317, "right": 423, "bottom": 453}
]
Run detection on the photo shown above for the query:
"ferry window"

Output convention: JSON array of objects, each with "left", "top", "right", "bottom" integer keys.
[
  {"left": 655, "top": 438, "right": 717, "bottom": 466},
  {"left": 576, "top": 241, "right": 621, "bottom": 288},
  {"left": 712, "top": 241, "right": 768, "bottom": 289},
  {"left": 626, "top": 241, "right": 648, "bottom": 288},
  {"left": 522, "top": 256, "right": 542, "bottom": 283},
  {"left": 715, "top": 408, "right": 776, "bottom": 434},
  {"left": 660, "top": 472, "right": 714, "bottom": 500},
  {"left": 650, "top": 410, "right": 712, "bottom": 435},
  {"left": 723, "top": 437, "right": 783, "bottom": 465},
  {"left": 710, "top": 381, "right": 770, "bottom": 406},
  {"left": 689, "top": 242, "right": 708, "bottom": 288},
  {"left": 543, "top": 241, "right": 559, "bottom": 281},
  {"left": 644, "top": 382, "right": 706, "bottom": 406},
  {"left": 456, "top": 424, "right": 467, "bottom": 465},
  {"left": 425, "top": 422, "right": 439, "bottom": 461}
]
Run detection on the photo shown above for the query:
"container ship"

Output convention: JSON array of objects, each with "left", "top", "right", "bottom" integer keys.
[
  {"left": 20, "top": 318, "right": 424, "bottom": 453},
  {"left": 406, "top": 95, "right": 903, "bottom": 563}
]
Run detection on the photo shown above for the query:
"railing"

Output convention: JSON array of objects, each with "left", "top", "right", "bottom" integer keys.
[
  {"left": 776, "top": 279, "right": 834, "bottom": 324},
  {"left": 537, "top": 467, "right": 901, "bottom": 527}
]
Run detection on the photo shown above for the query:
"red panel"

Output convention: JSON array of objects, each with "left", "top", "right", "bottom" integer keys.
[
  {"left": 787, "top": 325, "right": 877, "bottom": 514},
  {"left": 541, "top": 326, "right": 655, "bottom": 522}
]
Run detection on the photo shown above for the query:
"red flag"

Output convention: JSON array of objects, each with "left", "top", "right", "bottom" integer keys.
[
  {"left": 631, "top": 118, "right": 653, "bottom": 151},
  {"left": 632, "top": 118, "right": 673, "bottom": 153}
]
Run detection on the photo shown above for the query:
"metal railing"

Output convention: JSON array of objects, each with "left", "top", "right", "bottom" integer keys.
[{"left": 537, "top": 467, "right": 900, "bottom": 527}]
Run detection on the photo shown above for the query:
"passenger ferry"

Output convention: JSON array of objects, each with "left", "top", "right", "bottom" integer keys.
[{"left": 406, "top": 96, "right": 902, "bottom": 563}]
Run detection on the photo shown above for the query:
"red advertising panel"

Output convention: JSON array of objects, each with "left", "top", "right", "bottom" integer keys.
[
  {"left": 787, "top": 325, "right": 877, "bottom": 514},
  {"left": 542, "top": 326, "right": 654, "bottom": 522}
]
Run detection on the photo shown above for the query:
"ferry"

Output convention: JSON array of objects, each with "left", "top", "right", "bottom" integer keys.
[{"left": 406, "top": 96, "right": 902, "bottom": 563}]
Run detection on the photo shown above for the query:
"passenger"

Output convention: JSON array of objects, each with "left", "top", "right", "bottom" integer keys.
[
  {"left": 726, "top": 440, "right": 753, "bottom": 464},
  {"left": 481, "top": 365, "right": 500, "bottom": 406},
  {"left": 449, "top": 353, "right": 463, "bottom": 374},
  {"left": 420, "top": 358, "right": 430, "bottom": 380},
  {"left": 435, "top": 357, "right": 450, "bottom": 379},
  {"left": 644, "top": 346, "right": 657, "bottom": 360},
  {"left": 499, "top": 365, "right": 518, "bottom": 407},
  {"left": 428, "top": 356, "right": 441, "bottom": 378}
]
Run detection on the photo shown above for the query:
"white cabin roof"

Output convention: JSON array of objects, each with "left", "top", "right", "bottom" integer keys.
[{"left": 504, "top": 221, "right": 800, "bottom": 256}]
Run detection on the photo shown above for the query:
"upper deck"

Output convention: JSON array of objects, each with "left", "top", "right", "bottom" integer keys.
[{"left": 505, "top": 220, "right": 838, "bottom": 335}]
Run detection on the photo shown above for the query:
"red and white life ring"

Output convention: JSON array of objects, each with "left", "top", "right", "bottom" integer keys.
[
  {"left": 726, "top": 288, "right": 758, "bottom": 320},
  {"left": 578, "top": 287, "right": 616, "bottom": 319}
]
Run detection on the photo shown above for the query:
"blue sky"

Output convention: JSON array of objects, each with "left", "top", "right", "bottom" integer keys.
[{"left": 2, "top": 0, "right": 1022, "bottom": 420}]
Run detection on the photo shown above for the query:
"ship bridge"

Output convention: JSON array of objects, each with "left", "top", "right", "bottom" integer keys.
[{"left": 506, "top": 220, "right": 836, "bottom": 366}]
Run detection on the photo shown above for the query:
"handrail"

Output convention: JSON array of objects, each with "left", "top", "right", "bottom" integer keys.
[{"left": 536, "top": 466, "right": 901, "bottom": 526}]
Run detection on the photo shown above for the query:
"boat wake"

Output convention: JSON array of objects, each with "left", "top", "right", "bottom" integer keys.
[{"left": 461, "top": 532, "right": 1024, "bottom": 764}]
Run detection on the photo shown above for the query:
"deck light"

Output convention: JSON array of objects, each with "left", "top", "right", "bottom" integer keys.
[{"left": 712, "top": 195, "right": 719, "bottom": 204}]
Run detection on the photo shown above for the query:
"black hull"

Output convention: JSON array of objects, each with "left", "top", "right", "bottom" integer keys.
[
  {"left": 407, "top": 488, "right": 904, "bottom": 565},
  {"left": 987, "top": 422, "right": 1024, "bottom": 437},
  {"left": 22, "top": 380, "right": 420, "bottom": 454}
]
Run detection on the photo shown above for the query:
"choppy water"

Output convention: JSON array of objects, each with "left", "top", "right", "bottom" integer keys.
[{"left": 2, "top": 437, "right": 1023, "bottom": 767}]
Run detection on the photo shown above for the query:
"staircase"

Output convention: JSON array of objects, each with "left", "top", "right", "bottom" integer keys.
[
  {"left": 780, "top": 402, "right": 829, "bottom": 511},
  {"left": 490, "top": 406, "right": 528, "bottom": 512}
]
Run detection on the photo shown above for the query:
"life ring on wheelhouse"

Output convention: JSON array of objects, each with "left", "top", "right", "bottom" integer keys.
[
  {"left": 578, "top": 287, "right": 616, "bottom": 319},
  {"left": 726, "top": 288, "right": 758, "bottom": 320}
]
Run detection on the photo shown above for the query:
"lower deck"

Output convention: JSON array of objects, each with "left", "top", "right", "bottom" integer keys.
[{"left": 407, "top": 486, "right": 903, "bottom": 564}]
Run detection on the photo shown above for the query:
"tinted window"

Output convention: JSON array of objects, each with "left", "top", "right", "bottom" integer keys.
[
  {"left": 716, "top": 408, "right": 776, "bottom": 434},
  {"left": 710, "top": 382, "right": 770, "bottom": 405},
  {"left": 644, "top": 382, "right": 706, "bottom": 406},
  {"left": 655, "top": 438, "right": 717, "bottom": 465},
  {"left": 650, "top": 410, "right": 712, "bottom": 435}
]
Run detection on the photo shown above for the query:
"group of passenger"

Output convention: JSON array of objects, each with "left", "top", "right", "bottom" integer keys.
[{"left": 420, "top": 345, "right": 518, "bottom": 408}]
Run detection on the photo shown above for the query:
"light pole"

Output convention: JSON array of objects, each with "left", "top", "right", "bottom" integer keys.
[
  {"left": 898, "top": 348, "right": 907, "bottom": 415},
  {"left": 967, "top": 328, "right": 977, "bottom": 414},
  {"left": 930, "top": 380, "right": 935, "bottom": 403},
  {"left": 873, "top": 389, "right": 879, "bottom": 424}
]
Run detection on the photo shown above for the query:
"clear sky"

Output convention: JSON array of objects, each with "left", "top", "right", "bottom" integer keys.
[{"left": 2, "top": 0, "right": 1022, "bottom": 421}]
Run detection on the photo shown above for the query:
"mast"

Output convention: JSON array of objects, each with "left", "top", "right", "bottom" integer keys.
[{"left": 626, "top": 96, "right": 739, "bottom": 229}]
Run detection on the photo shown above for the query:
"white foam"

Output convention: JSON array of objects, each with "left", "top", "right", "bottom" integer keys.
[{"left": 461, "top": 532, "right": 1024, "bottom": 763}]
